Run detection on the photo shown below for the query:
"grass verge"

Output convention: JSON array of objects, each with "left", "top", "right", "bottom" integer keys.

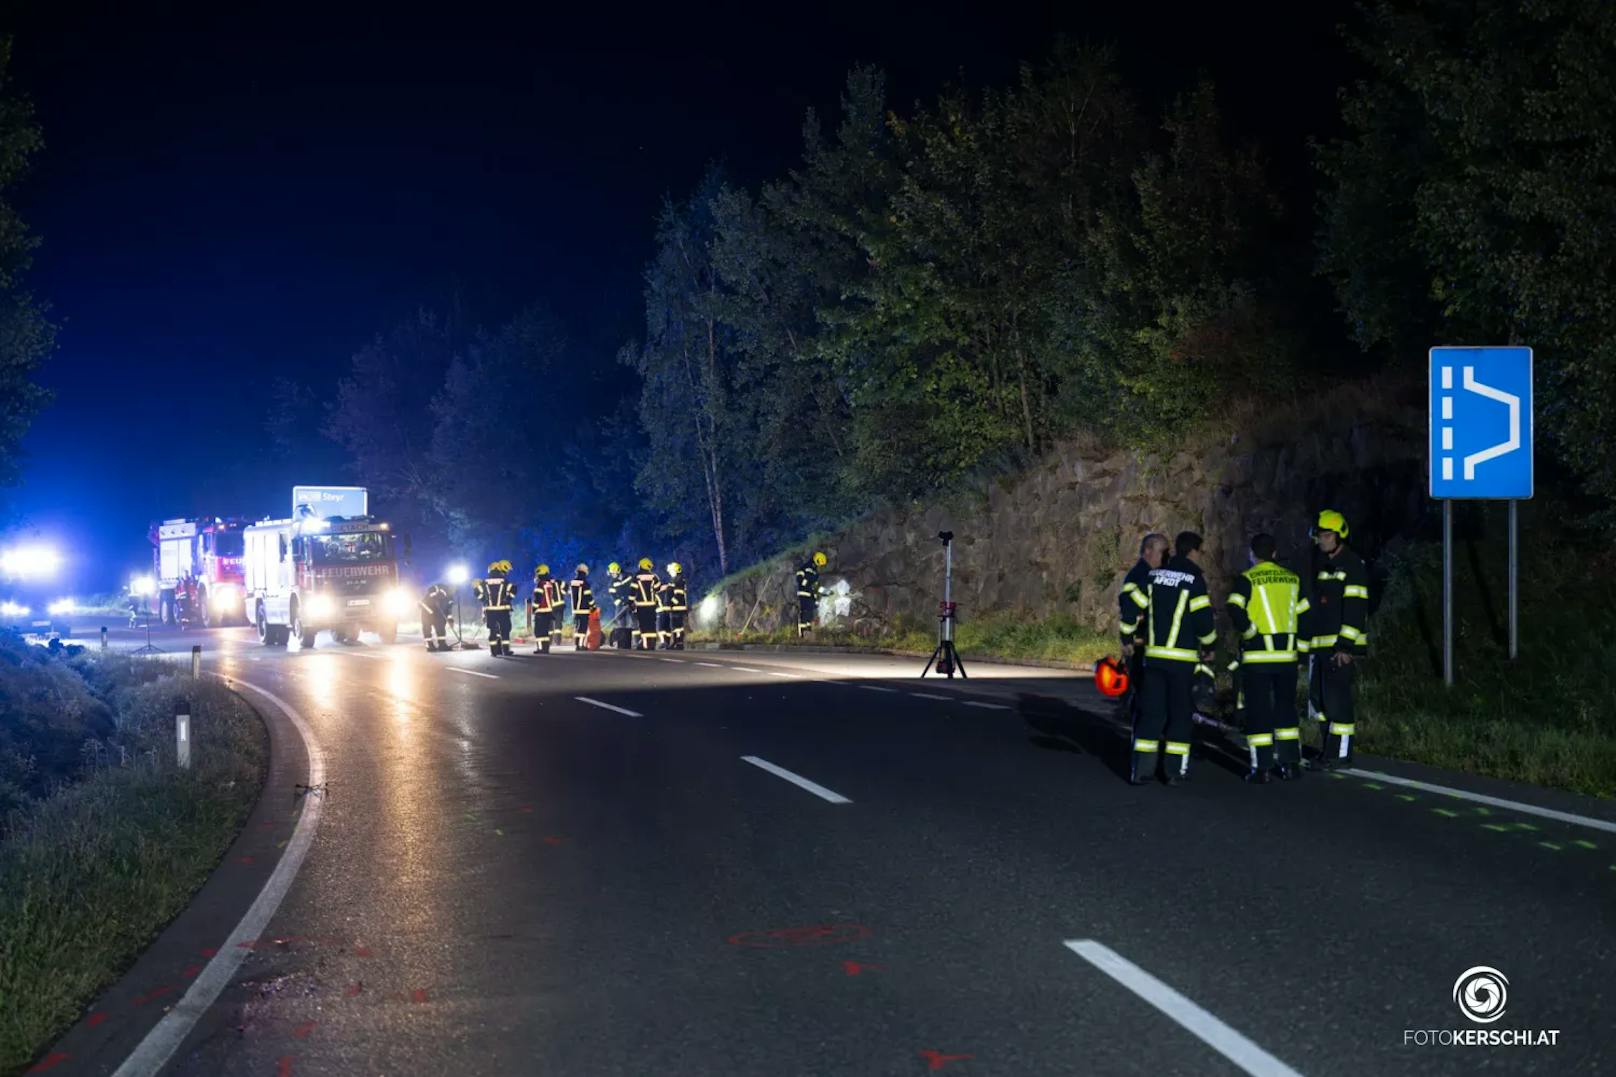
[
  {"left": 0, "top": 661, "right": 268, "bottom": 1076},
  {"left": 693, "top": 611, "right": 1115, "bottom": 667}
]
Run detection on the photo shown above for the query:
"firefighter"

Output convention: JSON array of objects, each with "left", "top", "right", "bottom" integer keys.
[
  {"left": 630, "top": 557, "right": 662, "bottom": 650},
  {"left": 529, "top": 564, "right": 556, "bottom": 653},
  {"left": 419, "top": 582, "right": 454, "bottom": 652},
  {"left": 474, "top": 560, "right": 516, "bottom": 656},
  {"left": 1118, "top": 533, "right": 1170, "bottom": 720},
  {"left": 795, "top": 551, "right": 828, "bottom": 638},
  {"left": 655, "top": 568, "right": 673, "bottom": 649},
  {"left": 1300, "top": 509, "right": 1370, "bottom": 770},
  {"left": 665, "top": 562, "right": 689, "bottom": 649},
  {"left": 546, "top": 569, "right": 566, "bottom": 652},
  {"left": 606, "top": 560, "right": 633, "bottom": 646},
  {"left": 569, "top": 564, "right": 595, "bottom": 649},
  {"left": 1227, "top": 534, "right": 1309, "bottom": 783},
  {"left": 1121, "top": 531, "right": 1217, "bottom": 785}
]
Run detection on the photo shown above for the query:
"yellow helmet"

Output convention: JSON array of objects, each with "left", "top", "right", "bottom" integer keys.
[
  {"left": 812, "top": 551, "right": 827, "bottom": 567},
  {"left": 1313, "top": 510, "right": 1349, "bottom": 539},
  {"left": 667, "top": 562, "right": 681, "bottom": 576},
  {"left": 535, "top": 563, "right": 550, "bottom": 577},
  {"left": 608, "top": 561, "right": 621, "bottom": 575},
  {"left": 638, "top": 557, "right": 653, "bottom": 571},
  {"left": 488, "top": 559, "right": 512, "bottom": 574},
  {"left": 576, "top": 563, "right": 589, "bottom": 575}
]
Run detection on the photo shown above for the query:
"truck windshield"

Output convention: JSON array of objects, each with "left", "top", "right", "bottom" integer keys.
[
  {"left": 307, "top": 532, "right": 390, "bottom": 564},
  {"left": 213, "top": 532, "right": 244, "bottom": 557}
]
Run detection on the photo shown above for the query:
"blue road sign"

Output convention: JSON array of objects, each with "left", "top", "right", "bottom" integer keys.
[{"left": 1429, "top": 347, "right": 1533, "bottom": 500}]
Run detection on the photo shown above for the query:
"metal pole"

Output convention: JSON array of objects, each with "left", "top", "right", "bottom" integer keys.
[
  {"left": 1443, "top": 499, "right": 1454, "bottom": 687},
  {"left": 100, "top": 625, "right": 107, "bottom": 651},
  {"left": 176, "top": 703, "right": 191, "bottom": 770},
  {"left": 191, "top": 644, "right": 201, "bottom": 678},
  {"left": 942, "top": 540, "right": 953, "bottom": 643},
  {"left": 1508, "top": 499, "right": 1518, "bottom": 660}
]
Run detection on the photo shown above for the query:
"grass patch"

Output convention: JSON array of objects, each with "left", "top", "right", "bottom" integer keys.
[
  {"left": 694, "top": 611, "right": 1114, "bottom": 666},
  {"left": 0, "top": 659, "right": 267, "bottom": 1076}
]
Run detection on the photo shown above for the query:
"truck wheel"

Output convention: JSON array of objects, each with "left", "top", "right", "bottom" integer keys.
[
  {"left": 290, "top": 602, "right": 317, "bottom": 649},
  {"left": 199, "top": 589, "right": 212, "bottom": 629},
  {"left": 256, "top": 605, "right": 271, "bottom": 645},
  {"left": 376, "top": 622, "right": 398, "bottom": 645},
  {"left": 270, "top": 625, "right": 290, "bottom": 647},
  {"left": 161, "top": 592, "right": 175, "bottom": 625},
  {"left": 330, "top": 628, "right": 350, "bottom": 644}
]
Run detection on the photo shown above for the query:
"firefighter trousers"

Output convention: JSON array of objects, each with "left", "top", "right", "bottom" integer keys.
[
  {"left": 669, "top": 611, "right": 685, "bottom": 648},
  {"left": 635, "top": 606, "right": 658, "bottom": 648},
  {"left": 1133, "top": 662, "right": 1194, "bottom": 781},
  {"left": 573, "top": 613, "right": 590, "bottom": 644},
  {"left": 531, "top": 610, "right": 553, "bottom": 652},
  {"left": 1309, "top": 655, "right": 1357, "bottom": 763},
  {"left": 484, "top": 610, "right": 511, "bottom": 653},
  {"left": 421, "top": 612, "right": 448, "bottom": 649},
  {"left": 1241, "top": 663, "right": 1300, "bottom": 770},
  {"left": 797, "top": 595, "right": 815, "bottom": 636},
  {"left": 656, "top": 609, "right": 671, "bottom": 647}
]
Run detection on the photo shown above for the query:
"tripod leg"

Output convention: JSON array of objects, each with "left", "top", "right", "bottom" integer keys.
[
  {"left": 951, "top": 644, "right": 967, "bottom": 679},
  {"left": 921, "top": 644, "right": 939, "bottom": 678}
]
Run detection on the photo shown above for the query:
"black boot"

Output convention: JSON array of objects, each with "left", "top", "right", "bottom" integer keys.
[{"left": 1243, "top": 767, "right": 1271, "bottom": 785}]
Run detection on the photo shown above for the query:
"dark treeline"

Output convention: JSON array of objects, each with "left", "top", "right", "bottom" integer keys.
[{"left": 302, "top": 2, "right": 1616, "bottom": 585}]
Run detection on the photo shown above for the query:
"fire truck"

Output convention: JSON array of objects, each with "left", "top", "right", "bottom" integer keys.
[
  {"left": 242, "top": 486, "right": 411, "bottom": 647},
  {"left": 149, "top": 517, "right": 249, "bottom": 627}
]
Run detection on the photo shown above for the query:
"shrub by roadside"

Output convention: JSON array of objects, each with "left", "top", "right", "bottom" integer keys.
[{"left": 0, "top": 652, "right": 267, "bottom": 1077}]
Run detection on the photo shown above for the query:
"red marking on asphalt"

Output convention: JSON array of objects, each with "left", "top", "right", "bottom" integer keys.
[
  {"left": 200, "top": 946, "right": 219, "bottom": 958},
  {"left": 276, "top": 1056, "right": 293, "bottom": 1077},
  {"left": 86, "top": 1012, "right": 109, "bottom": 1028},
  {"left": 132, "top": 985, "right": 176, "bottom": 1006},
  {"left": 842, "top": 960, "right": 884, "bottom": 976},
  {"left": 542, "top": 835, "right": 565, "bottom": 845},
  {"left": 352, "top": 946, "right": 373, "bottom": 958},
  {"left": 727, "top": 924, "right": 872, "bottom": 948},
  {"left": 237, "top": 856, "right": 256, "bottom": 865},
  {"left": 181, "top": 963, "right": 203, "bottom": 979},
  {"left": 344, "top": 982, "right": 363, "bottom": 998},
  {"left": 919, "top": 1049, "right": 974, "bottom": 1070},
  {"left": 410, "top": 988, "right": 430, "bottom": 1004},
  {"left": 292, "top": 1021, "right": 316, "bottom": 1039},
  {"left": 26, "top": 1052, "right": 70, "bottom": 1072}
]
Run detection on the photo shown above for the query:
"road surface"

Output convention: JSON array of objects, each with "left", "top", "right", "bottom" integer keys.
[{"left": 35, "top": 620, "right": 1615, "bottom": 1075}]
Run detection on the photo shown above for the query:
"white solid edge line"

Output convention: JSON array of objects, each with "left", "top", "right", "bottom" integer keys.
[
  {"left": 112, "top": 678, "right": 325, "bottom": 1077},
  {"left": 740, "top": 755, "right": 852, "bottom": 804},
  {"left": 728, "top": 666, "right": 764, "bottom": 674},
  {"left": 692, "top": 661, "right": 725, "bottom": 668},
  {"left": 447, "top": 666, "right": 500, "bottom": 680},
  {"left": 1064, "top": 940, "right": 1302, "bottom": 1077},
  {"left": 964, "top": 700, "right": 1009, "bottom": 710},
  {"left": 575, "top": 696, "right": 644, "bottom": 717},
  {"left": 1343, "top": 767, "right": 1616, "bottom": 835},
  {"left": 761, "top": 670, "right": 799, "bottom": 679},
  {"left": 657, "top": 657, "right": 684, "bottom": 663},
  {"left": 856, "top": 684, "right": 898, "bottom": 693},
  {"left": 911, "top": 692, "right": 951, "bottom": 700}
]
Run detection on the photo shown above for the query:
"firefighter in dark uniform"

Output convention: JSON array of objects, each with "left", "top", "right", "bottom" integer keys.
[
  {"left": 665, "top": 562, "right": 689, "bottom": 650},
  {"left": 474, "top": 560, "right": 516, "bottom": 656},
  {"left": 606, "top": 561, "right": 633, "bottom": 646},
  {"left": 655, "top": 566, "right": 673, "bottom": 649},
  {"left": 569, "top": 564, "right": 595, "bottom": 649},
  {"left": 1300, "top": 509, "right": 1370, "bottom": 769},
  {"left": 546, "top": 569, "right": 566, "bottom": 652},
  {"left": 1121, "top": 531, "right": 1217, "bottom": 785},
  {"left": 795, "top": 551, "right": 828, "bottom": 638},
  {"left": 529, "top": 564, "right": 556, "bottom": 653},
  {"left": 1227, "top": 533, "right": 1309, "bottom": 783},
  {"left": 1118, "top": 533, "right": 1170, "bottom": 720},
  {"left": 419, "top": 582, "right": 454, "bottom": 652},
  {"left": 630, "top": 557, "right": 662, "bottom": 650}
]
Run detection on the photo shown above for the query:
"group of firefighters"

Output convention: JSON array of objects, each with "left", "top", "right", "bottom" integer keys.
[
  {"left": 416, "top": 559, "right": 691, "bottom": 656},
  {"left": 1118, "top": 508, "right": 1369, "bottom": 786}
]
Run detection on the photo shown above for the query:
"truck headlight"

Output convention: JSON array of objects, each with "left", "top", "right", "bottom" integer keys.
[
  {"left": 306, "top": 593, "right": 335, "bottom": 619},
  {"left": 384, "top": 587, "right": 411, "bottom": 616},
  {"left": 211, "top": 584, "right": 238, "bottom": 609}
]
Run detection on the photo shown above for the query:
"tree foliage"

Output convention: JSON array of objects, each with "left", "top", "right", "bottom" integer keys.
[
  {"left": 0, "top": 37, "right": 54, "bottom": 493},
  {"left": 1318, "top": 0, "right": 1616, "bottom": 504}
]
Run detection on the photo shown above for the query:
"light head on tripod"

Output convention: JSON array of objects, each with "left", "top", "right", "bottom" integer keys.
[{"left": 938, "top": 530, "right": 953, "bottom": 545}]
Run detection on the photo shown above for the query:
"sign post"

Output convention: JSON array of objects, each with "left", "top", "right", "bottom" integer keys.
[{"left": 1428, "top": 346, "right": 1534, "bottom": 685}]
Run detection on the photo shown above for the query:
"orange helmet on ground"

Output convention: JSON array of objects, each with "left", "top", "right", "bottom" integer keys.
[{"left": 1094, "top": 655, "right": 1130, "bottom": 698}]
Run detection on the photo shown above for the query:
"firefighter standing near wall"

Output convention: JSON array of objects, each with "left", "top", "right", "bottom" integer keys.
[
  {"left": 630, "top": 557, "right": 662, "bottom": 650},
  {"left": 569, "top": 564, "right": 595, "bottom": 649},
  {"left": 419, "top": 582, "right": 454, "bottom": 652},
  {"left": 1226, "top": 533, "right": 1309, "bottom": 783},
  {"left": 1118, "top": 533, "right": 1170, "bottom": 720},
  {"left": 795, "top": 551, "right": 828, "bottom": 638},
  {"left": 1300, "top": 509, "right": 1370, "bottom": 769},
  {"left": 529, "top": 564, "right": 557, "bottom": 653},
  {"left": 475, "top": 560, "right": 516, "bottom": 656},
  {"left": 1122, "top": 531, "right": 1217, "bottom": 785},
  {"left": 665, "top": 562, "right": 689, "bottom": 650}
]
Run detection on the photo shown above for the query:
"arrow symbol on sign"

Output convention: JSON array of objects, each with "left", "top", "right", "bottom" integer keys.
[{"left": 1461, "top": 366, "right": 1522, "bottom": 480}]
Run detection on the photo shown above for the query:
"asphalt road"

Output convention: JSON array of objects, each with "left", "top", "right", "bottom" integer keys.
[{"left": 32, "top": 619, "right": 1616, "bottom": 1075}]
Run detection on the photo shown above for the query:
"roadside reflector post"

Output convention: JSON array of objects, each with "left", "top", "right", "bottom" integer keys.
[
  {"left": 191, "top": 644, "right": 201, "bottom": 678},
  {"left": 176, "top": 702, "right": 191, "bottom": 770},
  {"left": 101, "top": 625, "right": 108, "bottom": 651}
]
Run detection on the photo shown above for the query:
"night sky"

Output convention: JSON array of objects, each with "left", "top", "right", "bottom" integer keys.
[{"left": 4, "top": 2, "right": 1348, "bottom": 591}]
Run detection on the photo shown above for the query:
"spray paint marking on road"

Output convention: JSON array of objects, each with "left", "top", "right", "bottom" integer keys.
[
  {"left": 110, "top": 678, "right": 325, "bottom": 1077},
  {"left": 447, "top": 666, "right": 500, "bottom": 680},
  {"left": 1343, "top": 767, "right": 1616, "bottom": 835},
  {"left": 574, "top": 696, "right": 643, "bottom": 717},
  {"left": 740, "top": 755, "right": 852, "bottom": 804},
  {"left": 1064, "top": 940, "right": 1301, "bottom": 1077}
]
